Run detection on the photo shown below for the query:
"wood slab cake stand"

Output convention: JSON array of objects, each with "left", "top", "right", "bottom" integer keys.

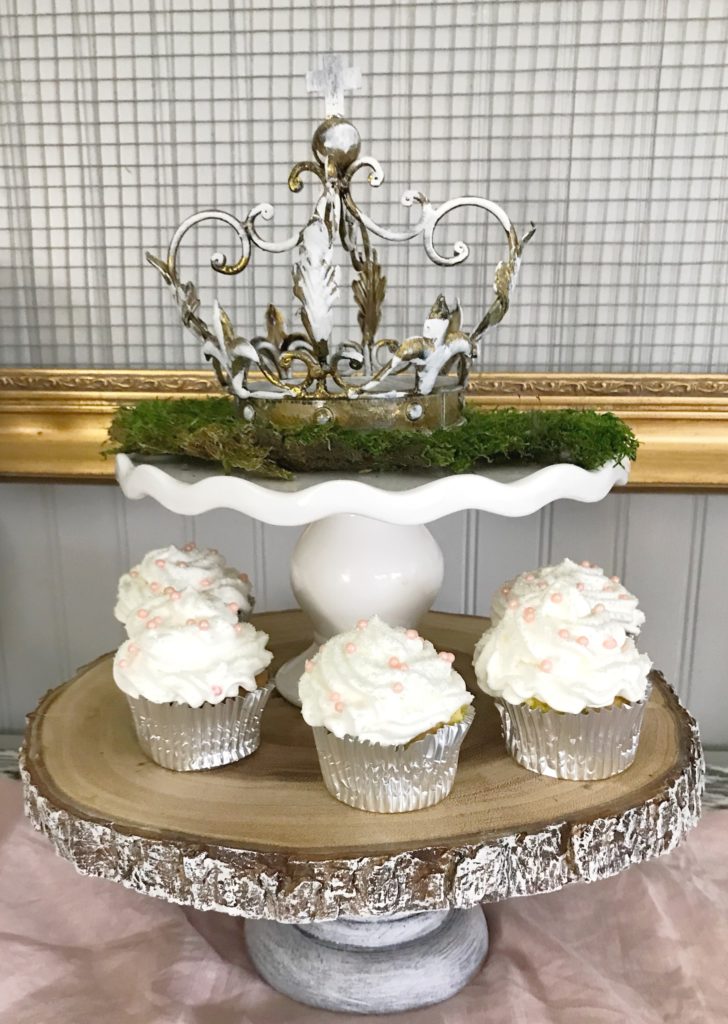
[{"left": 23, "top": 611, "right": 703, "bottom": 1015}]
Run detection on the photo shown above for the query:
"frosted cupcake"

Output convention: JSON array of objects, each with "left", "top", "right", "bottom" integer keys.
[
  {"left": 474, "top": 558, "right": 652, "bottom": 780},
  {"left": 114, "top": 610, "right": 273, "bottom": 771},
  {"left": 114, "top": 542, "right": 253, "bottom": 628},
  {"left": 300, "top": 616, "right": 474, "bottom": 812}
]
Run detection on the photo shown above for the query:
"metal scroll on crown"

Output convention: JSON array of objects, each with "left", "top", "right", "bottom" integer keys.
[{"left": 146, "top": 55, "right": 535, "bottom": 431}]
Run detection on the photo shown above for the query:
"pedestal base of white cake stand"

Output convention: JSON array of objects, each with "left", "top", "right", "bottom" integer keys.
[
  {"left": 276, "top": 513, "right": 444, "bottom": 704},
  {"left": 245, "top": 908, "right": 488, "bottom": 1015}
]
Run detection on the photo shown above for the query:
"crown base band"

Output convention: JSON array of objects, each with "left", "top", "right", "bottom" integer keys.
[{"left": 236, "top": 388, "right": 466, "bottom": 432}]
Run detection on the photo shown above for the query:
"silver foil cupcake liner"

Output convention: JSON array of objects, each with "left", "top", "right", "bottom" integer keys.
[
  {"left": 495, "top": 688, "right": 651, "bottom": 781},
  {"left": 126, "top": 681, "right": 274, "bottom": 771},
  {"left": 312, "top": 707, "right": 475, "bottom": 813}
]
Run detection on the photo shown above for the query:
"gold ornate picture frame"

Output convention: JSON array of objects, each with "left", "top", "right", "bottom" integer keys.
[{"left": 1, "top": 368, "right": 726, "bottom": 487}]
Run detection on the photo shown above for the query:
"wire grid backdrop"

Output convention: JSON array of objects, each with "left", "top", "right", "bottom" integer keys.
[{"left": 0, "top": 0, "right": 726, "bottom": 373}]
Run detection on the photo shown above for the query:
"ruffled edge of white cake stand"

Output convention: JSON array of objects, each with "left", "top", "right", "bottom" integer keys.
[{"left": 115, "top": 454, "right": 630, "bottom": 527}]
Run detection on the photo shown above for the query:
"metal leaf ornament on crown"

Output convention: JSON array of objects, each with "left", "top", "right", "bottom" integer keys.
[{"left": 146, "top": 55, "right": 535, "bottom": 428}]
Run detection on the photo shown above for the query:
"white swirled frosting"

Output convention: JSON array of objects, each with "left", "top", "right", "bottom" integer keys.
[
  {"left": 114, "top": 543, "right": 253, "bottom": 627},
  {"left": 113, "top": 617, "right": 272, "bottom": 707},
  {"left": 490, "top": 558, "right": 644, "bottom": 635},
  {"left": 473, "top": 559, "right": 651, "bottom": 713},
  {"left": 123, "top": 589, "right": 238, "bottom": 639},
  {"left": 299, "top": 616, "right": 473, "bottom": 746}
]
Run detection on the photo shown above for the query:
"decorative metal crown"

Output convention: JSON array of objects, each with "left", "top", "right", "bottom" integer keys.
[{"left": 147, "top": 55, "right": 534, "bottom": 431}]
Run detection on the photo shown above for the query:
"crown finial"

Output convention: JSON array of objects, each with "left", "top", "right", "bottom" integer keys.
[{"left": 306, "top": 54, "right": 362, "bottom": 117}]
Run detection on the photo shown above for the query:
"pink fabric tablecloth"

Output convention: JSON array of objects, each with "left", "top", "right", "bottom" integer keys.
[{"left": 1, "top": 777, "right": 726, "bottom": 1024}]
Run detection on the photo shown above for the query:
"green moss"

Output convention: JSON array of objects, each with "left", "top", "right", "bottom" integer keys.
[
  {"left": 107, "top": 397, "right": 638, "bottom": 477},
  {"left": 107, "top": 397, "right": 290, "bottom": 478}
]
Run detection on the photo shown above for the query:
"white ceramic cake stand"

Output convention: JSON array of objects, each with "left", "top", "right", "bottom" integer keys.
[{"left": 116, "top": 454, "right": 629, "bottom": 704}]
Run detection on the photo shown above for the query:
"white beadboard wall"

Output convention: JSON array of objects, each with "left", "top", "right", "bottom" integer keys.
[{"left": 0, "top": 481, "right": 725, "bottom": 745}]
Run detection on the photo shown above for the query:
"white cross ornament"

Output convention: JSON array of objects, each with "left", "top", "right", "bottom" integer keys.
[{"left": 306, "top": 54, "right": 362, "bottom": 117}]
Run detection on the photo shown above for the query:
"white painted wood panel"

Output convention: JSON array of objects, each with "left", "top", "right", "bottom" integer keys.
[
  {"left": 685, "top": 498, "right": 728, "bottom": 747},
  {"left": 549, "top": 494, "right": 627, "bottom": 579},
  {"left": 0, "top": 485, "right": 70, "bottom": 730},
  {"left": 622, "top": 494, "right": 703, "bottom": 703},
  {"left": 430, "top": 513, "right": 469, "bottom": 614},
  {"left": 472, "top": 510, "right": 548, "bottom": 617},
  {"left": 0, "top": 481, "right": 725, "bottom": 744}
]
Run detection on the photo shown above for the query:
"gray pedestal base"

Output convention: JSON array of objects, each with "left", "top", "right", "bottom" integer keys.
[{"left": 245, "top": 908, "right": 489, "bottom": 1014}]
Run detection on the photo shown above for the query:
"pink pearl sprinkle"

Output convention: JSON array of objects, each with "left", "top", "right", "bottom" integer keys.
[
  {"left": 539, "top": 659, "right": 553, "bottom": 673},
  {"left": 523, "top": 607, "right": 536, "bottom": 622},
  {"left": 200, "top": 578, "right": 211, "bottom": 588},
  {"left": 356, "top": 619, "right": 368, "bottom": 630},
  {"left": 550, "top": 592, "right": 563, "bottom": 604},
  {"left": 170, "top": 590, "right": 180, "bottom": 601},
  {"left": 577, "top": 636, "right": 589, "bottom": 646},
  {"left": 234, "top": 624, "right": 242, "bottom": 633},
  {"left": 593, "top": 603, "right": 605, "bottom": 613},
  {"left": 199, "top": 619, "right": 210, "bottom": 630},
  {"left": 334, "top": 702, "right": 345, "bottom": 713},
  {"left": 186, "top": 618, "right": 196, "bottom": 626},
  {"left": 406, "top": 629, "right": 418, "bottom": 639},
  {"left": 558, "top": 628, "right": 570, "bottom": 639},
  {"left": 128, "top": 644, "right": 139, "bottom": 654},
  {"left": 345, "top": 642, "right": 357, "bottom": 655},
  {"left": 508, "top": 598, "right": 519, "bottom": 609},
  {"left": 228, "top": 602, "right": 239, "bottom": 613},
  {"left": 150, "top": 582, "right": 160, "bottom": 592},
  {"left": 155, "top": 559, "right": 166, "bottom": 568},
  {"left": 525, "top": 573, "right": 535, "bottom": 581},
  {"left": 439, "top": 651, "right": 455, "bottom": 663},
  {"left": 581, "top": 560, "right": 591, "bottom": 568},
  {"left": 611, "top": 575, "right": 620, "bottom": 583},
  {"left": 603, "top": 637, "right": 618, "bottom": 649},
  {"left": 145, "top": 620, "right": 156, "bottom": 630},
  {"left": 130, "top": 570, "right": 139, "bottom": 578},
  {"left": 388, "top": 656, "right": 401, "bottom": 669},
  {"left": 211, "top": 685, "right": 222, "bottom": 697},
  {"left": 137, "top": 608, "right": 148, "bottom": 619},
  {"left": 329, "top": 691, "right": 341, "bottom": 702},
  {"left": 117, "top": 658, "right": 127, "bottom": 669},
  {"left": 392, "top": 682, "right": 404, "bottom": 693},
  {"left": 184, "top": 542, "right": 196, "bottom": 552},
  {"left": 619, "top": 594, "right": 631, "bottom": 600},
  {"left": 239, "top": 572, "right": 249, "bottom": 582},
  {"left": 305, "top": 659, "right": 314, "bottom": 672},
  {"left": 576, "top": 582, "right": 585, "bottom": 591},
  {"left": 501, "top": 584, "right": 511, "bottom": 595}
]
